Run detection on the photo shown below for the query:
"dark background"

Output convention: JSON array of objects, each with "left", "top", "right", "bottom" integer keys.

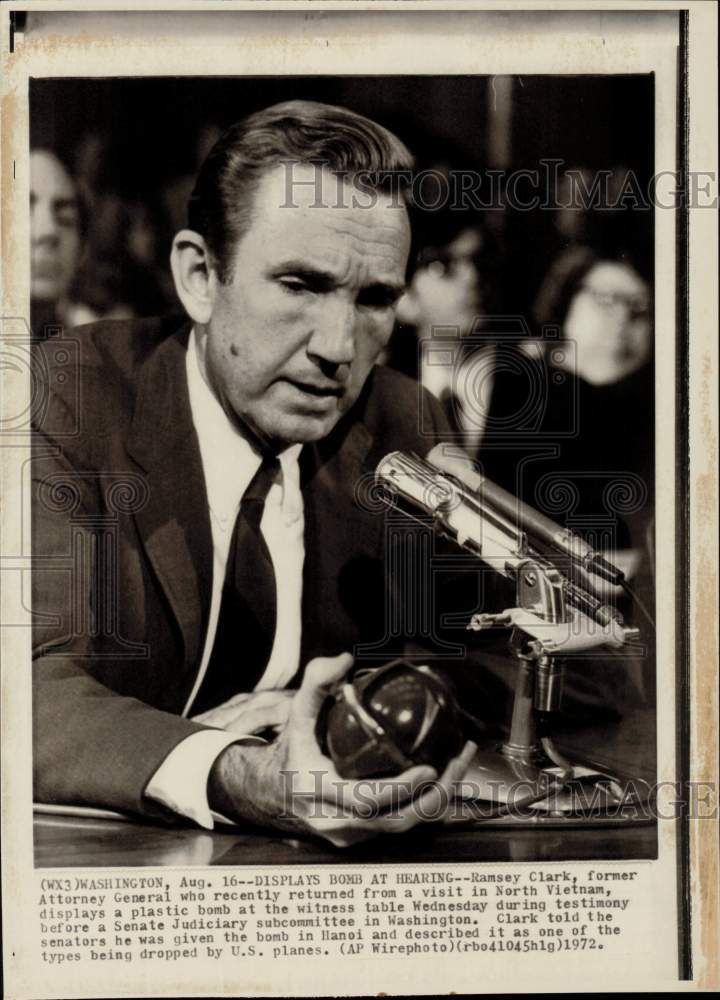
[{"left": 31, "top": 75, "right": 654, "bottom": 179}]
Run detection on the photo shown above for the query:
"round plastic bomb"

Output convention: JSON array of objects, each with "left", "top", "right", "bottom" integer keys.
[{"left": 316, "top": 660, "right": 464, "bottom": 779}]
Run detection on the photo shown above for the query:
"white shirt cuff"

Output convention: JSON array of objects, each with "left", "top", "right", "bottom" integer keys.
[{"left": 145, "top": 729, "right": 263, "bottom": 829}]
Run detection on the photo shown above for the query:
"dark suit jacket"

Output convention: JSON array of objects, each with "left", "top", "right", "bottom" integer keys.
[{"left": 31, "top": 317, "right": 457, "bottom": 817}]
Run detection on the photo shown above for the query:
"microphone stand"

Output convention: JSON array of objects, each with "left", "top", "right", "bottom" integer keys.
[
  {"left": 375, "top": 452, "right": 652, "bottom": 827},
  {"left": 462, "top": 552, "right": 650, "bottom": 825}
]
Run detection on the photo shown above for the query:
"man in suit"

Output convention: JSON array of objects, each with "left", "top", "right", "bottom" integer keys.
[{"left": 32, "top": 100, "right": 477, "bottom": 848}]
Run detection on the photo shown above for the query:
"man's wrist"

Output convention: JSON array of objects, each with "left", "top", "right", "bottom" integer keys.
[{"left": 207, "top": 742, "right": 277, "bottom": 827}]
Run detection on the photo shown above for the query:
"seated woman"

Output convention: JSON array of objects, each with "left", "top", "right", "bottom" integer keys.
[
  {"left": 484, "top": 243, "right": 654, "bottom": 560},
  {"left": 480, "top": 243, "right": 655, "bottom": 718}
]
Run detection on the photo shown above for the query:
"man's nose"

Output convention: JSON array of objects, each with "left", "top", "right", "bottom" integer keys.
[
  {"left": 31, "top": 203, "right": 60, "bottom": 246},
  {"left": 606, "top": 299, "right": 639, "bottom": 333},
  {"left": 307, "top": 298, "right": 357, "bottom": 369},
  {"left": 454, "top": 257, "right": 479, "bottom": 287}
]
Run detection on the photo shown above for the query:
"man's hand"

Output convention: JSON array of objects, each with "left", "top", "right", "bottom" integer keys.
[
  {"left": 208, "top": 652, "right": 477, "bottom": 848},
  {"left": 192, "top": 689, "right": 294, "bottom": 736}
]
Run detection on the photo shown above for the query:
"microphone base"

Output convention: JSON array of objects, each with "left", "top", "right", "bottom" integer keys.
[
  {"left": 451, "top": 633, "right": 652, "bottom": 826},
  {"left": 455, "top": 745, "right": 652, "bottom": 827}
]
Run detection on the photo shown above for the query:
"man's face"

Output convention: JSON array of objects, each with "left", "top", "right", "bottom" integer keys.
[
  {"left": 201, "top": 164, "right": 410, "bottom": 449},
  {"left": 30, "top": 150, "right": 81, "bottom": 303},
  {"left": 407, "top": 228, "right": 485, "bottom": 334}
]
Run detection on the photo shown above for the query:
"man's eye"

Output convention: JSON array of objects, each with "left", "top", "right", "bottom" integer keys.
[
  {"left": 279, "top": 278, "right": 310, "bottom": 294},
  {"left": 357, "top": 289, "right": 400, "bottom": 310},
  {"left": 55, "top": 207, "right": 79, "bottom": 228}
]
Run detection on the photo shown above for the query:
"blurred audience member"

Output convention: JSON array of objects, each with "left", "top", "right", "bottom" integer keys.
[
  {"left": 480, "top": 243, "right": 655, "bottom": 712},
  {"left": 30, "top": 144, "right": 174, "bottom": 333},
  {"left": 485, "top": 243, "right": 654, "bottom": 556},
  {"left": 535, "top": 244, "right": 652, "bottom": 387},
  {"left": 70, "top": 192, "right": 175, "bottom": 324},
  {"left": 30, "top": 148, "right": 85, "bottom": 339},
  {"left": 385, "top": 208, "right": 502, "bottom": 450}
]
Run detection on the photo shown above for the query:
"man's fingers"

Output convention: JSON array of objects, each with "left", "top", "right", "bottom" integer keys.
[
  {"left": 292, "top": 652, "right": 353, "bottom": 724},
  {"left": 192, "top": 690, "right": 293, "bottom": 725},
  {"left": 296, "top": 746, "right": 473, "bottom": 835},
  {"left": 291, "top": 744, "right": 478, "bottom": 846},
  {"left": 442, "top": 739, "right": 478, "bottom": 780},
  {"left": 343, "top": 765, "right": 437, "bottom": 812},
  {"left": 191, "top": 704, "right": 234, "bottom": 727},
  {"left": 224, "top": 688, "right": 295, "bottom": 707},
  {"left": 294, "top": 764, "right": 438, "bottom": 817},
  {"left": 366, "top": 741, "right": 478, "bottom": 835},
  {"left": 192, "top": 695, "right": 294, "bottom": 732},
  {"left": 222, "top": 704, "right": 291, "bottom": 735},
  {"left": 214, "top": 690, "right": 291, "bottom": 710},
  {"left": 404, "top": 739, "right": 478, "bottom": 820},
  {"left": 303, "top": 652, "right": 354, "bottom": 690}
]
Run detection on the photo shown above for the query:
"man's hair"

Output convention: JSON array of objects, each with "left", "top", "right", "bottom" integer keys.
[{"left": 188, "top": 99, "right": 415, "bottom": 282}]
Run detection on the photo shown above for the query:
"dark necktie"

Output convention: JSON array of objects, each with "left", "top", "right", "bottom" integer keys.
[{"left": 191, "top": 454, "right": 281, "bottom": 714}]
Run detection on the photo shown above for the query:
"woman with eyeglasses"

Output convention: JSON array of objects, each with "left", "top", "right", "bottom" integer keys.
[
  {"left": 481, "top": 243, "right": 654, "bottom": 552},
  {"left": 479, "top": 242, "right": 655, "bottom": 719}
]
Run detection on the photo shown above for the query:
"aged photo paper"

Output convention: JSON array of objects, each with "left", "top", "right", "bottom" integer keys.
[{"left": 2, "top": 1, "right": 718, "bottom": 996}]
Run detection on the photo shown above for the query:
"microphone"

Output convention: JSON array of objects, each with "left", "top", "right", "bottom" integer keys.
[
  {"left": 376, "top": 450, "right": 625, "bottom": 588},
  {"left": 375, "top": 450, "right": 523, "bottom": 579},
  {"left": 441, "top": 454, "right": 624, "bottom": 587}
]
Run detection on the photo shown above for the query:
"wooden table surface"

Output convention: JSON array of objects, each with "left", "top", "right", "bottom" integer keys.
[
  {"left": 35, "top": 709, "right": 657, "bottom": 868},
  {"left": 35, "top": 811, "right": 656, "bottom": 868}
]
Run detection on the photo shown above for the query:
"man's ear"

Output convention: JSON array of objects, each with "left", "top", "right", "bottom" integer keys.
[{"left": 170, "top": 229, "right": 218, "bottom": 325}]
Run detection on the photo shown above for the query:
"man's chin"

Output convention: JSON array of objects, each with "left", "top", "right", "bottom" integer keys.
[
  {"left": 257, "top": 410, "right": 343, "bottom": 449},
  {"left": 31, "top": 282, "right": 60, "bottom": 302}
]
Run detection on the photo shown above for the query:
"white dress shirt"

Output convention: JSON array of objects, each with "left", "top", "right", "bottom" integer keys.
[{"left": 146, "top": 330, "right": 305, "bottom": 827}]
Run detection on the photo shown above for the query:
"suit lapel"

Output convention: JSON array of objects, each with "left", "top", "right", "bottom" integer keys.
[
  {"left": 125, "top": 331, "right": 389, "bottom": 684},
  {"left": 299, "top": 408, "right": 385, "bottom": 668},
  {"left": 126, "top": 325, "right": 213, "bottom": 673}
]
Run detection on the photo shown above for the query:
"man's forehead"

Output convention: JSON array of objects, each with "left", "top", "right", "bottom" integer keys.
[
  {"left": 30, "top": 151, "right": 75, "bottom": 197},
  {"left": 250, "top": 164, "right": 409, "bottom": 235}
]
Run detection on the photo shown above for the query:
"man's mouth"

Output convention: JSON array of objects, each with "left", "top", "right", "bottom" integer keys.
[
  {"left": 285, "top": 379, "right": 345, "bottom": 398},
  {"left": 32, "top": 260, "right": 61, "bottom": 280}
]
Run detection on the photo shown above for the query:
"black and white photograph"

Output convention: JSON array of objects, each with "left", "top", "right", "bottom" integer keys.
[
  {"left": 2, "top": 3, "right": 717, "bottom": 996},
  {"left": 28, "top": 70, "right": 659, "bottom": 864}
]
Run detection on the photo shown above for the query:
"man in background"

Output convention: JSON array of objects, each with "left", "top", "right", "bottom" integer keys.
[{"left": 30, "top": 147, "right": 84, "bottom": 338}]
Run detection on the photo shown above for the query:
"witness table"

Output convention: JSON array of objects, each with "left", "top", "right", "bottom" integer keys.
[{"left": 35, "top": 711, "right": 657, "bottom": 868}]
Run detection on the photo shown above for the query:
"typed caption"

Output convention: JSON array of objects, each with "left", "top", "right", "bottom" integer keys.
[{"left": 37, "top": 865, "right": 649, "bottom": 967}]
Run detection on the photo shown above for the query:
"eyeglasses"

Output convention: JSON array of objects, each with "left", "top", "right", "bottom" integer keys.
[{"left": 579, "top": 284, "right": 651, "bottom": 319}]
